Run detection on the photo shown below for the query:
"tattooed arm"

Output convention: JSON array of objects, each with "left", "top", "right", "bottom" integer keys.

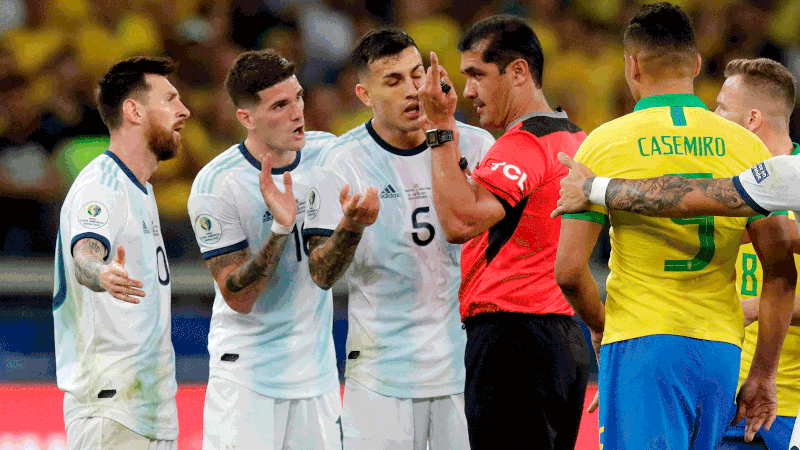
[
  {"left": 73, "top": 239, "right": 145, "bottom": 303},
  {"left": 203, "top": 153, "right": 298, "bottom": 314},
  {"left": 307, "top": 230, "right": 362, "bottom": 291},
  {"left": 602, "top": 176, "right": 758, "bottom": 218},
  {"left": 307, "top": 185, "right": 379, "bottom": 290},
  {"left": 205, "top": 232, "right": 290, "bottom": 314},
  {"left": 551, "top": 152, "right": 759, "bottom": 218}
]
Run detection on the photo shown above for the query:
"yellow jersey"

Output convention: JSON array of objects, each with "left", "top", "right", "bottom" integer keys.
[
  {"left": 565, "top": 94, "right": 772, "bottom": 347},
  {"left": 736, "top": 149, "right": 800, "bottom": 417}
]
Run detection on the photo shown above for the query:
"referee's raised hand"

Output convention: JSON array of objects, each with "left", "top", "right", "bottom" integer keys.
[{"left": 419, "top": 51, "right": 457, "bottom": 130}]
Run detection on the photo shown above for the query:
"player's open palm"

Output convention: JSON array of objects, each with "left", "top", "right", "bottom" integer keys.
[
  {"left": 100, "top": 245, "right": 145, "bottom": 303},
  {"left": 259, "top": 154, "right": 297, "bottom": 228},
  {"left": 340, "top": 184, "right": 379, "bottom": 232},
  {"left": 734, "top": 374, "right": 778, "bottom": 442}
]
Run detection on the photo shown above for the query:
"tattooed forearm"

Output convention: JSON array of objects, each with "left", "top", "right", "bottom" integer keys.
[
  {"left": 308, "top": 227, "right": 363, "bottom": 290},
  {"left": 605, "top": 176, "right": 751, "bottom": 217},
  {"left": 73, "top": 238, "right": 107, "bottom": 292},
  {"left": 703, "top": 179, "right": 750, "bottom": 209},
  {"left": 583, "top": 178, "right": 594, "bottom": 201},
  {"left": 225, "top": 233, "right": 290, "bottom": 293}
]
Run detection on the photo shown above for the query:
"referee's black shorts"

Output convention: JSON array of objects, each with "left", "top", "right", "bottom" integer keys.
[{"left": 464, "top": 312, "right": 591, "bottom": 450}]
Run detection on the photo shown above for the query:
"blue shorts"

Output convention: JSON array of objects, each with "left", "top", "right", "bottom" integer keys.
[
  {"left": 716, "top": 416, "right": 796, "bottom": 450},
  {"left": 599, "top": 335, "right": 741, "bottom": 450}
]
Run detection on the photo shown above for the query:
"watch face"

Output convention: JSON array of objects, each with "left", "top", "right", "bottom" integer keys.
[{"left": 426, "top": 131, "right": 438, "bottom": 146}]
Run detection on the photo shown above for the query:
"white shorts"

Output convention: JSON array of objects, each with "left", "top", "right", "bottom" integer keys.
[
  {"left": 66, "top": 417, "right": 176, "bottom": 450},
  {"left": 342, "top": 379, "right": 469, "bottom": 450},
  {"left": 203, "top": 377, "right": 342, "bottom": 450}
]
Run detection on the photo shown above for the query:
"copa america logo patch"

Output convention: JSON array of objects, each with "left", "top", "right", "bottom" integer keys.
[
  {"left": 306, "top": 188, "right": 320, "bottom": 220},
  {"left": 78, "top": 202, "right": 109, "bottom": 228},
  {"left": 195, "top": 214, "right": 222, "bottom": 244},
  {"left": 751, "top": 162, "right": 769, "bottom": 183}
]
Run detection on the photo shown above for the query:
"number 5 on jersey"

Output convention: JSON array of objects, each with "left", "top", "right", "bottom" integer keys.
[{"left": 412, "top": 207, "right": 435, "bottom": 246}]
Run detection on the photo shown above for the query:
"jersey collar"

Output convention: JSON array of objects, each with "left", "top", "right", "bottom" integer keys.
[
  {"left": 505, "top": 107, "right": 569, "bottom": 131},
  {"left": 633, "top": 94, "right": 707, "bottom": 112},
  {"left": 365, "top": 120, "right": 428, "bottom": 157},
  {"left": 104, "top": 150, "right": 148, "bottom": 194},
  {"left": 792, "top": 143, "right": 800, "bottom": 156},
  {"left": 238, "top": 142, "right": 301, "bottom": 174}
]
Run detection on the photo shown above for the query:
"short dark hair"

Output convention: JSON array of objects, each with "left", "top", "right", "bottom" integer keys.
[
  {"left": 225, "top": 50, "right": 296, "bottom": 108},
  {"left": 96, "top": 56, "right": 177, "bottom": 130},
  {"left": 350, "top": 29, "right": 417, "bottom": 72},
  {"left": 458, "top": 15, "right": 544, "bottom": 88},
  {"left": 725, "top": 58, "right": 797, "bottom": 116},
  {"left": 623, "top": 3, "right": 697, "bottom": 73}
]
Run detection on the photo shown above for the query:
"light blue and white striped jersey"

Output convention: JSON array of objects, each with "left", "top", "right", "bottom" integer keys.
[
  {"left": 187, "top": 131, "right": 339, "bottom": 399},
  {"left": 304, "top": 121, "right": 495, "bottom": 398},
  {"left": 53, "top": 151, "right": 178, "bottom": 440}
]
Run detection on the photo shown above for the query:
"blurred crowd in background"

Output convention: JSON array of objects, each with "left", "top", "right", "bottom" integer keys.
[{"left": 2, "top": 0, "right": 799, "bottom": 260}]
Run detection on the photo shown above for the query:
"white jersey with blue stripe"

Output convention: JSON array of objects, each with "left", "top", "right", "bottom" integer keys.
[
  {"left": 53, "top": 151, "right": 177, "bottom": 440},
  {"left": 187, "top": 131, "right": 339, "bottom": 399},
  {"left": 734, "top": 154, "right": 800, "bottom": 219},
  {"left": 303, "top": 121, "right": 495, "bottom": 398}
]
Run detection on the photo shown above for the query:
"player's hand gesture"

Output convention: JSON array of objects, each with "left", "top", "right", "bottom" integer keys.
[
  {"left": 734, "top": 373, "right": 778, "bottom": 442},
  {"left": 586, "top": 329, "right": 603, "bottom": 413},
  {"left": 340, "top": 185, "right": 379, "bottom": 233},
  {"left": 551, "top": 153, "right": 597, "bottom": 218},
  {"left": 418, "top": 51, "right": 458, "bottom": 130},
  {"left": 99, "top": 245, "right": 145, "bottom": 303},
  {"left": 259, "top": 153, "right": 297, "bottom": 229}
]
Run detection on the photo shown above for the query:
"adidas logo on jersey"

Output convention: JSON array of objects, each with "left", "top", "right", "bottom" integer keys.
[
  {"left": 379, "top": 184, "right": 400, "bottom": 199},
  {"left": 142, "top": 220, "right": 151, "bottom": 234},
  {"left": 262, "top": 210, "right": 273, "bottom": 222}
]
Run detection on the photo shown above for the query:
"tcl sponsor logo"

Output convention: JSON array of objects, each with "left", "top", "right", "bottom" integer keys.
[{"left": 489, "top": 162, "right": 527, "bottom": 190}]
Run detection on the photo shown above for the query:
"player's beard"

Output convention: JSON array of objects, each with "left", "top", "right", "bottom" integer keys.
[{"left": 145, "top": 116, "right": 181, "bottom": 162}]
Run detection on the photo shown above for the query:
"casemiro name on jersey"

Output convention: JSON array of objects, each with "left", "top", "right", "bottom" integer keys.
[{"left": 638, "top": 136, "right": 727, "bottom": 157}]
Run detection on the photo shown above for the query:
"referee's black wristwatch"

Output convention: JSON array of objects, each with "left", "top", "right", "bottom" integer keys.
[{"left": 425, "top": 129, "right": 454, "bottom": 147}]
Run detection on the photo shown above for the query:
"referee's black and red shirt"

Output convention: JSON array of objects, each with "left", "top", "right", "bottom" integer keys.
[{"left": 461, "top": 111, "right": 586, "bottom": 319}]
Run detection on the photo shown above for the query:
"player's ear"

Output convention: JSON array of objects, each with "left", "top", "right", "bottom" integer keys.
[
  {"left": 122, "top": 98, "right": 143, "bottom": 126},
  {"left": 627, "top": 54, "right": 641, "bottom": 81},
  {"left": 692, "top": 53, "right": 702, "bottom": 78},
  {"left": 235, "top": 108, "right": 255, "bottom": 130},
  {"left": 747, "top": 109, "right": 763, "bottom": 132},
  {"left": 355, "top": 83, "right": 373, "bottom": 108}
]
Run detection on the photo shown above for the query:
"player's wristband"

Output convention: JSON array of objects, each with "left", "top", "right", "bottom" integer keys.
[
  {"left": 589, "top": 177, "right": 612, "bottom": 206},
  {"left": 270, "top": 221, "right": 294, "bottom": 235}
]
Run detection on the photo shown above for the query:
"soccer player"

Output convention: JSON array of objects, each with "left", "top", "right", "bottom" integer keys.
[
  {"left": 713, "top": 59, "right": 800, "bottom": 450},
  {"left": 186, "top": 50, "right": 341, "bottom": 449},
  {"left": 552, "top": 4, "right": 796, "bottom": 449},
  {"left": 418, "top": 15, "right": 590, "bottom": 450},
  {"left": 303, "top": 29, "right": 495, "bottom": 449},
  {"left": 53, "top": 56, "right": 189, "bottom": 449}
]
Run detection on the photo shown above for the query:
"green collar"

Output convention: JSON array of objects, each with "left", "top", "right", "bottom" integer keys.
[
  {"left": 792, "top": 142, "right": 800, "bottom": 156},
  {"left": 633, "top": 94, "right": 708, "bottom": 112}
]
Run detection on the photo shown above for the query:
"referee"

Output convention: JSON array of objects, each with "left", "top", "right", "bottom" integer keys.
[{"left": 420, "top": 15, "right": 590, "bottom": 450}]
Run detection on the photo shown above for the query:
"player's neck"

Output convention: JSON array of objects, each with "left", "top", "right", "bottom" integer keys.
[
  {"left": 108, "top": 133, "right": 159, "bottom": 187},
  {"left": 243, "top": 135, "right": 297, "bottom": 168},
  {"left": 636, "top": 77, "right": 694, "bottom": 100},
  {"left": 370, "top": 117, "right": 425, "bottom": 149},
  {"left": 763, "top": 132, "right": 795, "bottom": 157}
]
